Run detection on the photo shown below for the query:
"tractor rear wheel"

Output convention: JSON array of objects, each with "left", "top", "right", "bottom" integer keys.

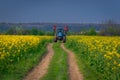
[
  {"left": 54, "top": 37, "right": 57, "bottom": 42},
  {"left": 63, "top": 36, "right": 66, "bottom": 43}
]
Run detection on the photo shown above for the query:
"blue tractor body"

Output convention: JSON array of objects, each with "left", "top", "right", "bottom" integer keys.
[{"left": 54, "top": 28, "right": 66, "bottom": 43}]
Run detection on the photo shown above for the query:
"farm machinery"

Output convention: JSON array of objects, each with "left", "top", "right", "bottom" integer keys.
[{"left": 53, "top": 25, "right": 69, "bottom": 43}]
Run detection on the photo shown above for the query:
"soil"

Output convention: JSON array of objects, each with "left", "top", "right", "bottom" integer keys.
[
  {"left": 23, "top": 43, "right": 54, "bottom": 80},
  {"left": 61, "top": 43, "right": 83, "bottom": 80}
]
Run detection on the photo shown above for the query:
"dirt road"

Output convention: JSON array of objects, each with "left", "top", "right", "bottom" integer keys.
[
  {"left": 61, "top": 43, "right": 83, "bottom": 80},
  {"left": 24, "top": 43, "right": 83, "bottom": 80},
  {"left": 24, "top": 43, "right": 54, "bottom": 80}
]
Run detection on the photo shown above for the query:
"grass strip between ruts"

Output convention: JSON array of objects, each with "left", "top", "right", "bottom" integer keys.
[{"left": 41, "top": 43, "right": 69, "bottom": 80}]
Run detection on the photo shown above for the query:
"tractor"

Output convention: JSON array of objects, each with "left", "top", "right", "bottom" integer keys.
[{"left": 53, "top": 25, "right": 69, "bottom": 43}]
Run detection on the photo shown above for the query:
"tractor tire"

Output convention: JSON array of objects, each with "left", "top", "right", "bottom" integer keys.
[
  {"left": 54, "top": 38, "right": 57, "bottom": 42},
  {"left": 63, "top": 36, "right": 66, "bottom": 43}
]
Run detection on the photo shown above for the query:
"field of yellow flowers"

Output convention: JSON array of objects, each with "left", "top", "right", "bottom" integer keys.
[
  {"left": 66, "top": 36, "right": 120, "bottom": 80},
  {"left": 0, "top": 35, "right": 51, "bottom": 75},
  {"left": 1, "top": 35, "right": 120, "bottom": 80}
]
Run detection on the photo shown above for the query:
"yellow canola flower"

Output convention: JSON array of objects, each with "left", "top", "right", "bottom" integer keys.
[
  {"left": 0, "top": 35, "right": 52, "bottom": 60},
  {"left": 118, "top": 64, "right": 120, "bottom": 67},
  {"left": 68, "top": 36, "right": 120, "bottom": 71}
]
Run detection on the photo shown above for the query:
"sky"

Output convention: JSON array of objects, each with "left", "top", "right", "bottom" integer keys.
[{"left": 0, "top": 0, "right": 120, "bottom": 23}]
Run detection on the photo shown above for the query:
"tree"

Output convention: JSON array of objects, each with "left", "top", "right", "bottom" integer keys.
[
  {"left": 31, "top": 28, "right": 38, "bottom": 35},
  {"left": 15, "top": 26, "right": 24, "bottom": 35},
  {"left": 87, "top": 28, "right": 97, "bottom": 35},
  {"left": 22, "top": 29, "right": 31, "bottom": 35},
  {"left": 6, "top": 26, "right": 16, "bottom": 35},
  {"left": 99, "top": 19, "right": 120, "bottom": 36},
  {"left": 38, "top": 30, "right": 44, "bottom": 35},
  {"left": 80, "top": 28, "right": 88, "bottom": 35},
  {"left": 105, "top": 20, "right": 120, "bottom": 36}
]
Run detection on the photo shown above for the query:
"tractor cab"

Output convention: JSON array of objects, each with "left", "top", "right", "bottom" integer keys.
[{"left": 56, "top": 28, "right": 65, "bottom": 40}]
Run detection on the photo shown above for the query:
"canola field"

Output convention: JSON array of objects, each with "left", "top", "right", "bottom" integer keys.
[
  {"left": 0, "top": 35, "right": 120, "bottom": 80},
  {"left": 0, "top": 35, "right": 51, "bottom": 74},
  {"left": 66, "top": 36, "right": 120, "bottom": 80}
]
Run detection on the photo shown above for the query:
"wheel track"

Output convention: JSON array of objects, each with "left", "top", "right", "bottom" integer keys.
[
  {"left": 61, "top": 43, "right": 83, "bottom": 80},
  {"left": 24, "top": 43, "right": 54, "bottom": 80},
  {"left": 23, "top": 43, "right": 83, "bottom": 80}
]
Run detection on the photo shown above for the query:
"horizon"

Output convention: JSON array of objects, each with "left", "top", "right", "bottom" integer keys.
[{"left": 0, "top": 21, "right": 115, "bottom": 24}]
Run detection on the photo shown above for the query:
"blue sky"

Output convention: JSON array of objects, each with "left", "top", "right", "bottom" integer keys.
[{"left": 0, "top": 0, "right": 120, "bottom": 23}]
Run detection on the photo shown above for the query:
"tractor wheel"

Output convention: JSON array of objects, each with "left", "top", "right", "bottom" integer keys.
[
  {"left": 63, "top": 36, "right": 66, "bottom": 43},
  {"left": 54, "top": 38, "right": 57, "bottom": 42}
]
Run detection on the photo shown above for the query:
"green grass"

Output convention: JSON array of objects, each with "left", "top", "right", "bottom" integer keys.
[
  {"left": 65, "top": 42, "right": 101, "bottom": 80},
  {"left": 0, "top": 43, "right": 48, "bottom": 80},
  {"left": 41, "top": 43, "right": 69, "bottom": 80}
]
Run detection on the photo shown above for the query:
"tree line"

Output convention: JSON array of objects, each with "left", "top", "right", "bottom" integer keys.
[
  {"left": 1, "top": 26, "right": 54, "bottom": 36},
  {"left": 0, "top": 20, "right": 120, "bottom": 36},
  {"left": 78, "top": 20, "right": 120, "bottom": 36}
]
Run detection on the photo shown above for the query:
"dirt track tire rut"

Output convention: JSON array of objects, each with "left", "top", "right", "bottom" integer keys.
[
  {"left": 24, "top": 43, "right": 54, "bottom": 80},
  {"left": 61, "top": 43, "right": 83, "bottom": 80}
]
